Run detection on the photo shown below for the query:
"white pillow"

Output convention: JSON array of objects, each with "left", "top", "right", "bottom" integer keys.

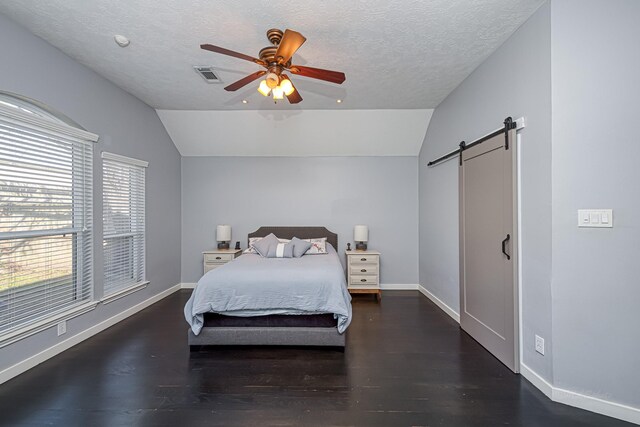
[
  {"left": 304, "top": 237, "right": 328, "bottom": 255},
  {"left": 243, "top": 237, "right": 262, "bottom": 254}
]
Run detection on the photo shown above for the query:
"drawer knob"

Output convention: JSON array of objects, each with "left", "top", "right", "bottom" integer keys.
[
  {"left": 215, "top": 256, "right": 222, "bottom": 260},
  {"left": 360, "top": 269, "right": 367, "bottom": 272},
  {"left": 360, "top": 279, "right": 367, "bottom": 282},
  {"left": 360, "top": 258, "right": 367, "bottom": 261}
]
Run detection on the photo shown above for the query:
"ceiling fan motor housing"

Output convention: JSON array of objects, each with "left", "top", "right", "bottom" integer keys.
[
  {"left": 259, "top": 47, "right": 291, "bottom": 69},
  {"left": 266, "top": 28, "right": 284, "bottom": 45}
]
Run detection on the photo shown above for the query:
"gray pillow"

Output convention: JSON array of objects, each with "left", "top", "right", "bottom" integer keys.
[
  {"left": 291, "top": 237, "right": 313, "bottom": 257},
  {"left": 251, "top": 233, "right": 279, "bottom": 257},
  {"left": 266, "top": 241, "right": 295, "bottom": 258}
]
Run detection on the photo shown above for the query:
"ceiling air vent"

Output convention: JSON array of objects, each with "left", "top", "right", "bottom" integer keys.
[{"left": 193, "top": 66, "right": 223, "bottom": 83}]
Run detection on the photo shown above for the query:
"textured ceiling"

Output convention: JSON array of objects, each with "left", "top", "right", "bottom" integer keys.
[{"left": 0, "top": 0, "right": 544, "bottom": 110}]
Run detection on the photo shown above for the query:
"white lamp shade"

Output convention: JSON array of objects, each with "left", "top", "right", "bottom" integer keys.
[
  {"left": 257, "top": 80, "right": 271, "bottom": 96},
  {"left": 272, "top": 86, "right": 284, "bottom": 100},
  {"left": 354, "top": 225, "right": 368, "bottom": 242},
  {"left": 216, "top": 225, "right": 231, "bottom": 241}
]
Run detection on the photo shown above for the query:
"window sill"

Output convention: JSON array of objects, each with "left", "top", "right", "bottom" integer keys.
[
  {"left": 101, "top": 281, "right": 149, "bottom": 305},
  {"left": 0, "top": 301, "right": 99, "bottom": 349}
]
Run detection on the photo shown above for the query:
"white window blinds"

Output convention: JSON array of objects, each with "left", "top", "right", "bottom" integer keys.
[
  {"left": 102, "top": 152, "right": 147, "bottom": 296},
  {"left": 0, "top": 103, "right": 96, "bottom": 335}
]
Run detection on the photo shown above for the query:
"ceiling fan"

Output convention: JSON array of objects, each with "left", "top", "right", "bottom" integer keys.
[{"left": 201, "top": 28, "right": 346, "bottom": 104}]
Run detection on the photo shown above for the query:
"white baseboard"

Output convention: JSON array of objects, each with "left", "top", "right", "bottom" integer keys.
[
  {"left": 520, "top": 363, "right": 553, "bottom": 399},
  {"left": 417, "top": 284, "right": 460, "bottom": 323},
  {"left": 521, "top": 364, "right": 640, "bottom": 424},
  {"left": 0, "top": 283, "right": 182, "bottom": 385},
  {"left": 379, "top": 283, "right": 419, "bottom": 290},
  {"left": 180, "top": 282, "right": 197, "bottom": 289},
  {"left": 553, "top": 384, "right": 640, "bottom": 425}
]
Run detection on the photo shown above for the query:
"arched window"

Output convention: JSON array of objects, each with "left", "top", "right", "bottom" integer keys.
[
  {"left": 0, "top": 91, "right": 85, "bottom": 129},
  {"left": 0, "top": 92, "right": 98, "bottom": 342}
]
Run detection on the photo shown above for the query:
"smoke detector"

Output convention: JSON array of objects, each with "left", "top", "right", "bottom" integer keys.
[
  {"left": 193, "top": 66, "right": 223, "bottom": 83},
  {"left": 114, "top": 35, "right": 130, "bottom": 48}
]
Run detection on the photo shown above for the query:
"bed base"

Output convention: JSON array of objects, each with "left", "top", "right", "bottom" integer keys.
[{"left": 188, "top": 326, "right": 345, "bottom": 348}]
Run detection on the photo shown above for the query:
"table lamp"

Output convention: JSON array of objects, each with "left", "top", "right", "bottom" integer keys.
[
  {"left": 354, "top": 225, "right": 368, "bottom": 251},
  {"left": 216, "top": 225, "right": 231, "bottom": 249}
]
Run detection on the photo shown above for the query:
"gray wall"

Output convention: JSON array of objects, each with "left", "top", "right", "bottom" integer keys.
[
  {"left": 0, "top": 14, "right": 181, "bottom": 372},
  {"left": 550, "top": 0, "right": 640, "bottom": 408},
  {"left": 418, "top": 2, "right": 553, "bottom": 379},
  {"left": 181, "top": 156, "right": 418, "bottom": 284}
]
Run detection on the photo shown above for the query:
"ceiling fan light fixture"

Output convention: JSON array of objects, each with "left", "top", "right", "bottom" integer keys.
[
  {"left": 257, "top": 80, "right": 271, "bottom": 96},
  {"left": 272, "top": 86, "right": 284, "bottom": 100},
  {"left": 280, "top": 79, "right": 295, "bottom": 96},
  {"left": 265, "top": 72, "right": 279, "bottom": 89}
]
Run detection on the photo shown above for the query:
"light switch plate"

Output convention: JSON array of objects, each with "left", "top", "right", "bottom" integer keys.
[{"left": 578, "top": 209, "right": 613, "bottom": 228}]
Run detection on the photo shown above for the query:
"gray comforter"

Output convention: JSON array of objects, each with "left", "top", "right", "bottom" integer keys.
[{"left": 184, "top": 245, "right": 352, "bottom": 335}]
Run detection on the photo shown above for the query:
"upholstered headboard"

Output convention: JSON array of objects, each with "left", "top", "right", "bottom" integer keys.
[{"left": 248, "top": 226, "right": 338, "bottom": 251}]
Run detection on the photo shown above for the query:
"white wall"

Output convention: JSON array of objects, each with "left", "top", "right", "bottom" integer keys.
[
  {"left": 550, "top": 0, "right": 640, "bottom": 410},
  {"left": 418, "top": 2, "right": 553, "bottom": 379},
  {"left": 157, "top": 109, "right": 433, "bottom": 157},
  {"left": 0, "top": 13, "right": 181, "bottom": 374},
  {"left": 181, "top": 156, "right": 419, "bottom": 285}
]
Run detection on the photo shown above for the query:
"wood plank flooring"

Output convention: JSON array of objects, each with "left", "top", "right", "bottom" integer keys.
[{"left": 0, "top": 290, "right": 631, "bottom": 426}]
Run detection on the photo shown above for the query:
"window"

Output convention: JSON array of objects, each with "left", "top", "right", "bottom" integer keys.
[
  {"left": 102, "top": 152, "right": 147, "bottom": 296},
  {"left": 0, "top": 95, "right": 97, "bottom": 337}
]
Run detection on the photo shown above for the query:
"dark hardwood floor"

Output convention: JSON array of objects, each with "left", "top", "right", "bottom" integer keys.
[{"left": 0, "top": 290, "right": 631, "bottom": 426}]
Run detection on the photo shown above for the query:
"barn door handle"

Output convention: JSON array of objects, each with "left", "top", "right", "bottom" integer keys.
[{"left": 501, "top": 234, "right": 511, "bottom": 260}]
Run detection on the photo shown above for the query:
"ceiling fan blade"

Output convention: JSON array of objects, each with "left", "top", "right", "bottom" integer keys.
[
  {"left": 200, "top": 44, "right": 266, "bottom": 66},
  {"left": 224, "top": 71, "right": 266, "bottom": 91},
  {"left": 275, "top": 29, "right": 306, "bottom": 64},
  {"left": 281, "top": 75, "right": 302, "bottom": 104},
  {"left": 289, "top": 65, "right": 346, "bottom": 84}
]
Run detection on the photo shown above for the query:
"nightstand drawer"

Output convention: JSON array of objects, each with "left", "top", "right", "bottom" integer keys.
[
  {"left": 203, "top": 249, "right": 242, "bottom": 276},
  {"left": 351, "top": 275, "right": 379, "bottom": 285},
  {"left": 351, "top": 265, "right": 377, "bottom": 275},
  {"left": 204, "top": 253, "right": 235, "bottom": 263},
  {"left": 349, "top": 255, "right": 379, "bottom": 265}
]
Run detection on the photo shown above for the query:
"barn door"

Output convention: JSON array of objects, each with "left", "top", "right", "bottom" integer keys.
[{"left": 459, "top": 128, "right": 519, "bottom": 373}]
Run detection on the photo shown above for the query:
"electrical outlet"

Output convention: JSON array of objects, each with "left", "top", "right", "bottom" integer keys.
[
  {"left": 535, "top": 335, "right": 545, "bottom": 355},
  {"left": 57, "top": 320, "right": 67, "bottom": 336}
]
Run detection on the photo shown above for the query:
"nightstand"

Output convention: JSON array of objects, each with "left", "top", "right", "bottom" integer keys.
[
  {"left": 346, "top": 250, "right": 381, "bottom": 301},
  {"left": 203, "top": 248, "right": 242, "bottom": 274}
]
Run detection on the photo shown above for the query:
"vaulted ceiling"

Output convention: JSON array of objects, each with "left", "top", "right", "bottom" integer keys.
[{"left": 0, "top": 0, "right": 545, "bottom": 111}]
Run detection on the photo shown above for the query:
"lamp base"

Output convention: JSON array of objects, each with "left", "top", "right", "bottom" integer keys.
[
  {"left": 355, "top": 242, "right": 367, "bottom": 251},
  {"left": 217, "top": 242, "right": 230, "bottom": 250}
]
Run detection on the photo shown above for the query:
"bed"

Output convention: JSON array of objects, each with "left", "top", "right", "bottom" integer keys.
[{"left": 184, "top": 226, "right": 352, "bottom": 349}]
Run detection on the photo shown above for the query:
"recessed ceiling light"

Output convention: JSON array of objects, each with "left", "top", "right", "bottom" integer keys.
[
  {"left": 242, "top": 100, "right": 248, "bottom": 104},
  {"left": 336, "top": 99, "right": 342, "bottom": 104},
  {"left": 114, "top": 35, "right": 130, "bottom": 48}
]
